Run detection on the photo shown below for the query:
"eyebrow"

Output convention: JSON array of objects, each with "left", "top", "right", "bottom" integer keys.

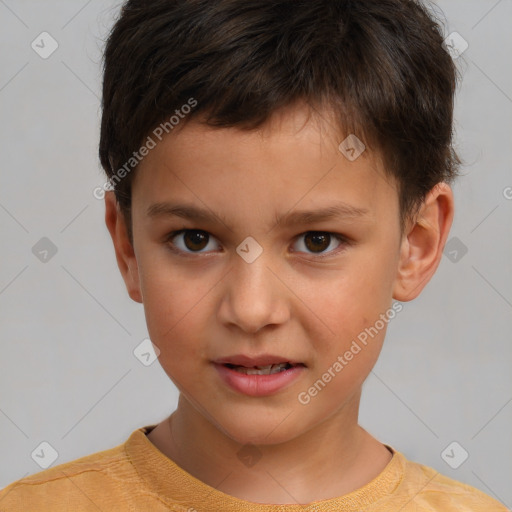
[{"left": 146, "top": 201, "right": 370, "bottom": 230}]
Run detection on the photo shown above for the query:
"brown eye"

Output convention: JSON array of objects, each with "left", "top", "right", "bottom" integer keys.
[
  {"left": 292, "top": 231, "right": 346, "bottom": 257},
  {"left": 183, "top": 230, "right": 209, "bottom": 251},
  {"left": 304, "top": 232, "right": 331, "bottom": 253},
  {"left": 167, "top": 229, "right": 220, "bottom": 254}
]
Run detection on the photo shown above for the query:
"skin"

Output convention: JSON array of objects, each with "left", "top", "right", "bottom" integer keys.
[{"left": 105, "top": 102, "right": 454, "bottom": 505}]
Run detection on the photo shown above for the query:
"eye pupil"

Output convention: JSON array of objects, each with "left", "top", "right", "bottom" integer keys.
[
  {"left": 305, "top": 232, "right": 330, "bottom": 252},
  {"left": 184, "top": 230, "right": 208, "bottom": 251}
]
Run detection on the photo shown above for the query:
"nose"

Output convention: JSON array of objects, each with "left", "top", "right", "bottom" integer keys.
[{"left": 217, "top": 252, "right": 290, "bottom": 334}]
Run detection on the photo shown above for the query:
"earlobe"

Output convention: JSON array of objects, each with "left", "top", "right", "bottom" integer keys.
[
  {"left": 104, "top": 191, "right": 143, "bottom": 303},
  {"left": 392, "top": 183, "right": 454, "bottom": 302}
]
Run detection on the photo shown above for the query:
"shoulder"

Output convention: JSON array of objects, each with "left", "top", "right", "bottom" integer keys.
[
  {"left": 390, "top": 451, "right": 508, "bottom": 511},
  {"left": 0, "top": 441, "right": 136, "bottom": 511}
]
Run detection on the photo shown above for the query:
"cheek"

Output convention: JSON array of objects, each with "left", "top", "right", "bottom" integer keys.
[
  {"left": 137, "top": 257, "right": 212, "bottom": 366},
  {"left": 141, "top": 278, "right": 211, "bottom": 397},
  {"left": 303, "top": 252, "right": 396, "bottom": 381},
  {"left": 314, "top": 259, "right": 395, "bottom": 340}
]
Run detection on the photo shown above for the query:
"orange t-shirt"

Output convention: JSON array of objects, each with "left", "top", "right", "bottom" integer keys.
[{"left": 0, "top": 424, "right": 507, "bottom": 511}]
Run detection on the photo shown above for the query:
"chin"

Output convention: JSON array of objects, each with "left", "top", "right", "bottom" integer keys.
[{"left": 215, "top": 412, "right": 303, "bottom": 447}]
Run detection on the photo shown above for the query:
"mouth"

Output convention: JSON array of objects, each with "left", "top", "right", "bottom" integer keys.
[
  {"left": 222, "top": 362, "right": 303, "bottom": 375},
  {"left": 213, "top": 361, "right": 306, "bottom": 396}
]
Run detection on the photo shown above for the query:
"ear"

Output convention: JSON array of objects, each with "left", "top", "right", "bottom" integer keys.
[
  {"left": 104, "top": 191, "right": 143, "bottom": 303},
  {"left": 393, "top": 182, "right": 454, "bottom": 301}
]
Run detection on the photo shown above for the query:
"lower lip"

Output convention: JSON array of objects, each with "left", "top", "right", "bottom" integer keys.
[{"left": 213, "top": 363, "right": 305, "bottom": 397}]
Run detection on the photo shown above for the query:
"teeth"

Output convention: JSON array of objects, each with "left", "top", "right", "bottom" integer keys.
[
  {"left": 269, "top": 363, "right": 291, "bottom": 374},
  {"left": 231, "top": 363, "right": 292, "bottom": 375}
]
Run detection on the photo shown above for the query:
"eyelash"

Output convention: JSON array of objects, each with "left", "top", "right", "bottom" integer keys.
[{"left": 163, "top": 229, "right": 351, "bottom": 259}]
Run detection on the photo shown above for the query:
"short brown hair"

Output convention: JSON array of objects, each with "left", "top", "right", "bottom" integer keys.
[{"left": 99, "top": 0, "right": 461, "bottom": 241}]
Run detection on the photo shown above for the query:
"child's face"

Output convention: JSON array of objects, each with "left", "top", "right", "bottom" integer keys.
[{"left": 119, "top": 104, "right": 406, "bottom": 444}]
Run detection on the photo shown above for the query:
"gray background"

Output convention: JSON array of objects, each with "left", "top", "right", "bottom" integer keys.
[{"left": 0, "top": 0, "right": 511, "bottom": 507}]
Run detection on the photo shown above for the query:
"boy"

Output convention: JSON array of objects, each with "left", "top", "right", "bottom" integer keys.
[{"left": 0, "top": 0, "right": 508, "bottom": 510}]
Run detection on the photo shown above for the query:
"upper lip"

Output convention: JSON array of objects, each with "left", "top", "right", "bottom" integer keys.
[{"left": 214, "top": 354, "right": 305, "bottom": 367}]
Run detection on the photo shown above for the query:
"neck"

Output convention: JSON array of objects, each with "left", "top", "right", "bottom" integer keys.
[{"left": 147, "top": 390, "right": 392, "bottom": 504}]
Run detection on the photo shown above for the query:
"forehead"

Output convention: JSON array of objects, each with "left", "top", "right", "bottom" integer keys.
[{"left": 132, "top": 104, "right": 398, "bottom": 229}]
